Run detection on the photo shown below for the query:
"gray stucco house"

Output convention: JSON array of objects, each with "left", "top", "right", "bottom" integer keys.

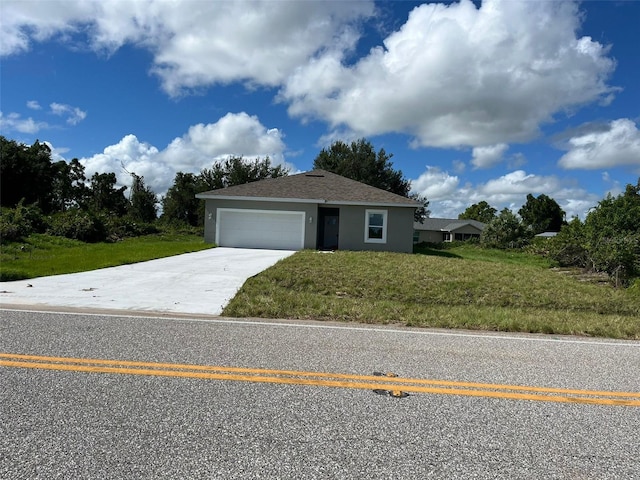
[
  {"left": 413, "top": 218, "right": 486, "bottom": 244},
  {"left": 196, "top": 169, "right": 421, "bottom": 252}
]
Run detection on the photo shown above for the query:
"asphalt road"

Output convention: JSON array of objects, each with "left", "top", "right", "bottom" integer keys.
[{"left": 1, "top": 309, "right": 639, "bottom": 479}]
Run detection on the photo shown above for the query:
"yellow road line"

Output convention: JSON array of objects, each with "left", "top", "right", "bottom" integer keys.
[{"left": 1, "top": 353, "right": 639, "bottom": 406}]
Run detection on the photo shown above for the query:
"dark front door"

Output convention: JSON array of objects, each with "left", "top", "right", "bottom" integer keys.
[{"left": 317, "top": 207, "right": 339, "bottom": 250}]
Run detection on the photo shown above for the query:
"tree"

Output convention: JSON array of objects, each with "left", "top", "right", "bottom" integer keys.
[
  {"left": 459, "top": 201, "right": 497, "bottom": 223},
  {"left": 0, "top": 136, "right": 57, "bottom": 213},
  {"left": 518, "top": 193, "right": 565, "bottom": 234},
  {"left": 481, "top": 208, "right": 528, "bottom": 248},
  {"left": 313, "top": 138, "right": 428, "bottom": 221},
  {"left": 161, "top": 172, "right": 202, "bottom": 226},
  {"left": 547, "top": 217, "right": 589, "bottom": 268},
  {"left": 87, "top": 172, "right": 128, "bottom": 216},
  {"left": 128, "top": 174, "right": 158, "bottom": 223},
  {"left": 409, "top": 193, "right": 430, "bottom": 222},
  {"left": 314, "top": 138, "right": 410, "bottom": 195},
  {"left": 200, "top": 156, "right": 288, "bottom": 191},
  {"left": 583, "top": 179, "right": 640, "bottom": 283},
  {"left": 51, "top": 158, "right": 89, "bottom": 212},
  {"left": 159, "top": 156, "right": 291, "bottom": 227},
  {"left": 584, "top": 180, "right": 640, "bottom": 239}
]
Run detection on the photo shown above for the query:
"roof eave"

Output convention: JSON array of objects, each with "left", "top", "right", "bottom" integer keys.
[
  {"left": 325, "top": 200, "right": 420, "bottom": 208},
  {"left": 195, "top": 194, "right": 321, "bottom": 204},
  {"left": 196, "top": 194, "right": 419, "bottom": 208}
]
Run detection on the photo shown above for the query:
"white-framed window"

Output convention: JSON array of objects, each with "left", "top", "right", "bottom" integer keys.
[{"left": 365, "top": 209, "right": 387, "bottom": 243}]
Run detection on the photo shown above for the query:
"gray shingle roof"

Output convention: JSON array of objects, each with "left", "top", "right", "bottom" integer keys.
[
  {"left": 196, "top": 169, "right": 421, "bottom": 207},
  {"left": 414, "top": 218, "right": 486, "bottom": 231}
]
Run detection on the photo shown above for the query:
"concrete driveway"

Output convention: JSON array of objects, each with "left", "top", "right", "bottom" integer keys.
[{"left": 0, "top": 247, "right": 295, "bottom": 316}]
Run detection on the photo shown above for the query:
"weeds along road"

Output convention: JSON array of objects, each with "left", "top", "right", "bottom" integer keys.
[{"left": 1, "top": 309, "right": 639, "bottom": 479}]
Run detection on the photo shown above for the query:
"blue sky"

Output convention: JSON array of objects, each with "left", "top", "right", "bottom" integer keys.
[{"left": 1, "top": 0, "right": 639, "bottom": 219}]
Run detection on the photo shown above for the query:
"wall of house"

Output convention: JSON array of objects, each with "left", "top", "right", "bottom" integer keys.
[
  {"left": 415, "top": 230, "right": 446, "bottom": 243},
  {"left": 337, "top": 205, "right": 415, "bottom": 253},
  {"left": 202, "top": 199, "right": 415, "bottom": 253},
  {"left": 202, "top": 199, "right": 318, "bottom": 248},
  {"left": 414, "top": 225, "right": 483, "bottom": 244},
  {"left": 451, "top": 225, "right": 482, "bottom": 237},
  {"left": 451, "top": 225, "right": 482, "bottom": 241}
]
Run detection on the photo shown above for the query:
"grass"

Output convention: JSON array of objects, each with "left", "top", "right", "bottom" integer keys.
[
  {"left": 224, "top": 246, "right": 640, "bottom": 339},
  {"left": 0, "top": 233, "right": 213, "bottom": 281}
]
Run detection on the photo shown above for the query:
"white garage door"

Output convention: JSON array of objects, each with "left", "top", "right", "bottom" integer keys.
[{"left": 216, "top": 208, "right": 305, "bottom": 250}]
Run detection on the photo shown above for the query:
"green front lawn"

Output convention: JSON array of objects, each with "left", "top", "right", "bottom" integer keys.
[
  {"left": 224, "top": 247, "right": 640, "bottom": 339},
  {"left": 0, "top": 233, "right": 213, "bottom": 281}
]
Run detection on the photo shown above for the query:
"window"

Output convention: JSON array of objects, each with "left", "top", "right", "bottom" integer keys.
[
  {"left": 454, "top": 232, "right": 481, "bottom": 241},
  {"left": 365, "top": 209, "right": 387, "bottom": 243},
  {"left": 413, "top": 230, "right": 420, "bottom": 243}
]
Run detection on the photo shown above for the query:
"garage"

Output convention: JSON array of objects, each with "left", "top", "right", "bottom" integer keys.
[{"left": 216, "top": 208, "right": 305, "bottom": 250}]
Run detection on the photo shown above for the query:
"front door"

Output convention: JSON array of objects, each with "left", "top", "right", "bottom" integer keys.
[{"left": 317, "top": 207, "right": 339, "bottom": 250}]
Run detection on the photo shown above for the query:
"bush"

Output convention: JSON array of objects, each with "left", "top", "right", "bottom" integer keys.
[
  {"left": 0, "top": 202, "right": 47, "bottom": 243},
  {"left": 156, "top": 218, "right": 204, "bottom": 236},
  {"left": 481, "top": 208, "right": 530, "bottom": 249},
  {"left": 546, "top": 218, "right": 588, "bottom": 268},
  {"left": 102, "top": 215, "right": 159, "bottom": 241},
  {"left": 589, "top": 234, "right": 640, "bottom": 286},
  {"left": 47, "top": 209, "right": 107, "bottom": 242}
]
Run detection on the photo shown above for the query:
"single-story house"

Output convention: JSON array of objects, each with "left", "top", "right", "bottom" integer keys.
[
  {"left": 413, "top": 218, "right": 486, "bottom": 244},
  {"left": 535, "top": 231, "right": 559, "bottom": 239},
  {"left": 196, "top": 169, "right": 422, "bottom": 252}
]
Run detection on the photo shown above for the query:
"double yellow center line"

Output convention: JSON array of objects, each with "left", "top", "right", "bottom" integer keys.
[{"left": 1, "top": 352, "right": 639, "bottom": 406}]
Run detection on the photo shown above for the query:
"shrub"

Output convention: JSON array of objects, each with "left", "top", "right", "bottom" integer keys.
[
  {"left": 547, "top": 218, "right": 588, "bottom": 268},
  {"left": 0, "top": 202, "right": 47, "bottom": 243},
  {"left": 47, "top": 209, "right": 107, "bottom": 242},
  {"left": 481, "top": 208, "right": 530, "bottom": 249},
  {"left": 102, "top": 215, "right": 159, "bottom": 241}
]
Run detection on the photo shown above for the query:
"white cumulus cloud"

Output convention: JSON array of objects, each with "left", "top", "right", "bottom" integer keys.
[
  {"left": 558, "top": 118, "right": 640, "bottom": 170},
  {"left": 414, "top": 168, "right": 598, "bottom": 220},
  {"left": 27, "top": 100, "right": 42, "bottom": 110},
  {"left": 50, "top": 102, "right": 87, "bottom": 125},
  {"left": 410, "top": 166, "right": 460, "bottom": 200},
  {"left": 0, "top": 0, "right": 374, "bottom": 96},
  {"left": 480, "top": 170, "right": 561, "bottom": 200},
  {"left": 0, "top": 111, "right": 48, "bottom": 134},
  {"left": 282, "top": 0, "right": 616, "bottom": 149},
  {"left": 78, "top": 112, "right": 288, "bottom": 195},
  {"left": 0, "top": 101, "right": 86, "bottom": 134},
  {"left": 2, "top": 0, "right": 615, "bottom": 147},
  {"left": 471, "top": 144, "right": 508, "bottom": 169}
]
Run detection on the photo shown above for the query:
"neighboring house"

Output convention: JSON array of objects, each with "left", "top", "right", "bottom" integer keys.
[
  {"left": 196, "top": 169, "right": 421, "bottom": 252},
  {"left": 535, "top": 231, "right": 559, "bottom": 239},
  {"left": 413, "top": 218, "right": 486, "bottom": 244}
]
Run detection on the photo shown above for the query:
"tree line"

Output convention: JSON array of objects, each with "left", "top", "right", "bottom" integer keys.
[
  {"left": 0, "top": 136, "right": 288, "bottom": 242},
  {"left": 457, "top": 184, "right": 640, "bottom": 286}
]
